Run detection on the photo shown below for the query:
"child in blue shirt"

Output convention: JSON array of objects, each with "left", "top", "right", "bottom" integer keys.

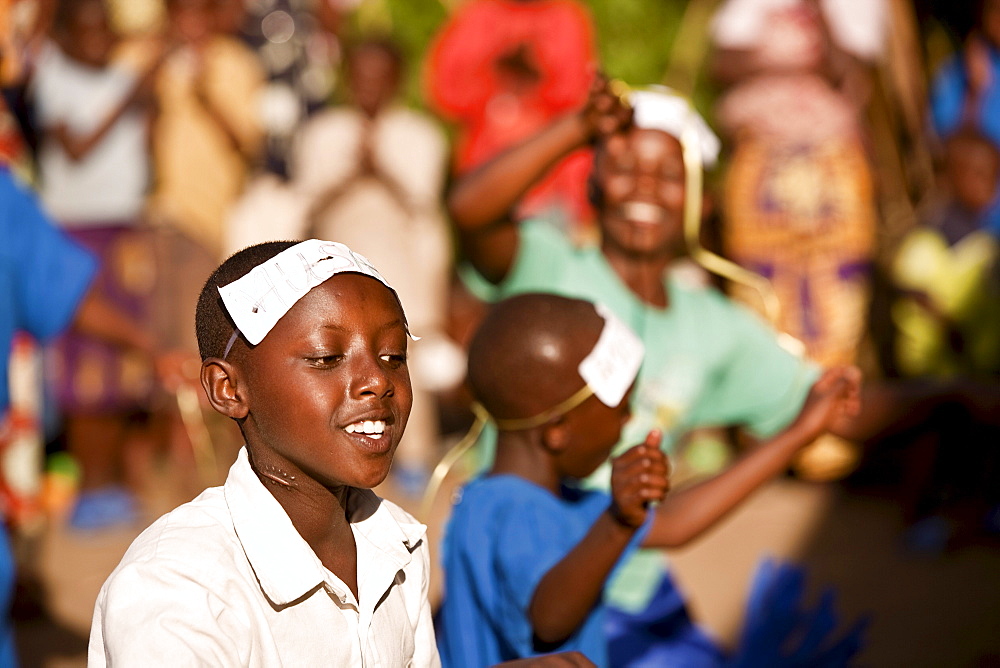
[{"left": 437, "top": 293, "right": 861, "bottom": 667}]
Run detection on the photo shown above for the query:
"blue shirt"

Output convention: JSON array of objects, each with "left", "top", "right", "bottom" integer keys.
[
  {"left": 437, "top": 475, "right": 652, "bottom": 668},
  {"left": 0, "top": 169, "right": 97, "bottom": 414}
]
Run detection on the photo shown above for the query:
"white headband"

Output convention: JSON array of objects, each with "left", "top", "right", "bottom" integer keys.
[
  {"left": 630, "top": 86, "right": 721, "bottom": 168},
  {"left": 218, "top": 239, "right": 396, "bottom": 349},
  {"left": 580, "top": 304, "right": 644, "bottom": 407}
]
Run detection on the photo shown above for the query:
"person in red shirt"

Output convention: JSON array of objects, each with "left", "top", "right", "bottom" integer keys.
[{"left": 425, "top": 0, "right": 598, "bottom": 238}]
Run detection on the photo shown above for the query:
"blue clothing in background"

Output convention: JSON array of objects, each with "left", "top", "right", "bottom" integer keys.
[
  {"left": 929, "top": 46, "right": 1000, "bottom": 237},
  {"left": 930, "top": 47, "right": 1000, "bottom": 144},
  {"left": 436, "top": 475, "right": 651, "bottom": 667},
  {"left": 0, "top": 168, "right": 95, "bottom": 668},
  {"left": 0, "top": 168, "right": 96, "bottom": 414}
]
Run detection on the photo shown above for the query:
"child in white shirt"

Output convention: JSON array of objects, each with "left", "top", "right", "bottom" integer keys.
[{"left": 89, "top": 240, "right": 439, "bottom": 666}]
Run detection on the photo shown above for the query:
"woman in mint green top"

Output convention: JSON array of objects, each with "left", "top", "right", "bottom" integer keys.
[{"left": 448, "top": 80, "right": 871, "bottom": 664}]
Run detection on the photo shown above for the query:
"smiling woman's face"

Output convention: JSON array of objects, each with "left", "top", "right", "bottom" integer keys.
[
  {"left": 237, "top": 273, "right": 412, "bottom": 492},
  {"left": 594, "top": 127, "right": 687, "bottom": 259}
]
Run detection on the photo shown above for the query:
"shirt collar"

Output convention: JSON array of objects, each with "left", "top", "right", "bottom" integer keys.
[{"left": 224, "top": 447, "right": 427, "bottom": 606}]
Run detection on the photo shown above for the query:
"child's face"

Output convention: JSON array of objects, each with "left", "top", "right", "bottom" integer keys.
[
  {"left": 237, "top": 274, "right": 412, "bottom": 491},
  {"left": 946, "top": 140, "right": 1000, "bottom": 212},
  {"left": 594, "top": 128, "right": 686, "bottom": 258},
  {"left": 62, "top": 0, "right": 115, "bottom": 68},
  {"left": 348, "top": 46, "right": 400, "bottom": 117},
  {"left": 557, "top": 386, "right": 634, "bottom": 480}
]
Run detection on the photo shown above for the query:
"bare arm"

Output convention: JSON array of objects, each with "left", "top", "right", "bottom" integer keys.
[
  {"left": 71, "top": 287, "right": 155, "bottom": 357},
  {"left": 529, "top": 435, "right": 668, "bottom": 644},
  {"left": 448, "top": 75, "right": 630, "bottom": 284},
  {"left": 48, "top": 46, "right": 168, "bottom": 162},
  {"left": 50, "top": 89, "right": 146, "bottom": 162},
  {"left": 644, "top": 367, "right": 861, "bottom": 548},
  {"left": 448, "top": 112, "right": 589, "bottom": 284},
  {"left": 73, "top": 286, "right": 201, "bottom": 394}
]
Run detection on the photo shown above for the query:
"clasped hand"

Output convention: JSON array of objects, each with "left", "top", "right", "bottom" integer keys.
[{"left": 609, "top": 430, "right": 670, "bottom": 529}]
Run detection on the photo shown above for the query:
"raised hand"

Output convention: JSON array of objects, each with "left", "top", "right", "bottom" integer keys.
[
  {"left": 792, "top": 366, "right": 862, "bottom": 444},
  {"left": 608, "top": 430, "right": 670, "bottom": 528},
  {"left": 581, "top": 73, "right": 633, "bottom": 141}
]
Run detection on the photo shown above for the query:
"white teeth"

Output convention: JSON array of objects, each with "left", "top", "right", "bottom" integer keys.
[
  {"left": 345, "top": 420, "right": 385, "bottom": 436},
  {"left": 622, "top": 201, "right": 666, "bottom": 224}
]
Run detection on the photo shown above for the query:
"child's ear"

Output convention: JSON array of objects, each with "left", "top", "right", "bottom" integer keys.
[
  {"left": 540, "top": 420, "right": 571, "bottom": 454},
  {"left": 201, "top": 358, "right": 249, "bottom": 420}
]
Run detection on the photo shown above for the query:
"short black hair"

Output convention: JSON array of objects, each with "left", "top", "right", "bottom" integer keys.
[
  {"left": 467, "top": 293, "right": 602, "bottom": 421},
  {"left": 195, "top": 240, "right": 298, "bottom": 361}
]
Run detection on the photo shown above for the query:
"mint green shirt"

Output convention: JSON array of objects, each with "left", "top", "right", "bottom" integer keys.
[{"left": 465, "top": 219, "right": 818, "bottom": 611}]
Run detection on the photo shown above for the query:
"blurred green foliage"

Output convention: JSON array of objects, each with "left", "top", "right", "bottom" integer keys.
[{"left": 588, "top": 0, "right": 687, "bottom": 86}]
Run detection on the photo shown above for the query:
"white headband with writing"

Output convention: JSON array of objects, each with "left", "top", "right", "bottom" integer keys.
[
  {"left": 218, "top": 239, "right": 395, "bottom": 350},
  {"left": 580, "top": 303, "right": 644, "bottom": 407}
]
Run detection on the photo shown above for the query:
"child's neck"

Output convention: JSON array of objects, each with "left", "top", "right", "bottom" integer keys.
[
  {"left": 601, "top": 245, "right": 673, "bottom": 309},
  {"left": 254, "top": 464, "right": 361, "bottom": 600},
  {"left": 490, "top": 434, "right": 561, "bottom": 494}
]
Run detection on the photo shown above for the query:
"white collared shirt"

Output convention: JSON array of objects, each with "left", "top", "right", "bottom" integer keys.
[{"left": 89, "top": 447, "right": 440, "bottom": 667}]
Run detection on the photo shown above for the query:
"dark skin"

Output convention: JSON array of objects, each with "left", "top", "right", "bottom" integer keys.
[
  {"left": 482, "top": 297, "right": 860, "bottom": 646},
  {"left": 200, "top": 274, "right": 412, "bottom": 600}
]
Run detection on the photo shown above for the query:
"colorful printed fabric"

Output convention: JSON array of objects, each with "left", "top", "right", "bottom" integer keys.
[
  {"left": 722, "top": 136, "right": 876, "bottom": 368},
  {"left": 47, "top": 225, "right": 155, "bottom": 414}
]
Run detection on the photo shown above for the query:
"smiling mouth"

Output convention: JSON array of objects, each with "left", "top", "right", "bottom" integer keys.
[
  {"left": 344, "top": 420, "right": 386, "bottom": 439},
  {"left": 621, "top": 201, "right": 668, "bottom": 225}
]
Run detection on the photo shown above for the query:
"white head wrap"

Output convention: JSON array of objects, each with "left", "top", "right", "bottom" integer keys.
[
  {"left": 630, "top": 86, "right": 721, "bottom": 168},
  {"left": 218, "top": 239, "right": 399, "bottom": 348}
]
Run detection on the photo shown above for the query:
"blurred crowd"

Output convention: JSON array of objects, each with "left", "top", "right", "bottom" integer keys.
[{"left": 1, "top": 0, "right": 999, "bottom": 646}]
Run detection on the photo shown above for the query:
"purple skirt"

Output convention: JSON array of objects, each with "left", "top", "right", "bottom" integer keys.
[{"left": 47, "top": 224, "right": 155, "bottom": 415}]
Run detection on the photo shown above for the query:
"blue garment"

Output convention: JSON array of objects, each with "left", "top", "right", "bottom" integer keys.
[
  {"left": 605, "top": 576, "right": 723, "bottom": 668},
  {"left": 0, "top": 168, "right": 95, "bottom": 668},
  {"left": 930, "top": 48, "right": 1000, "bottom": 145},
  {"left": 929, "top": 47, "right": 1000, "bottom": 237},
  {"left": 0, "top": 168, "right": 96, "bottom": 414},
  {"left": 0, "top": 522, "right": 14, "bottom": 668},
  {"left": 436, "top": 475, "right": 652, "bottom": 668}
]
